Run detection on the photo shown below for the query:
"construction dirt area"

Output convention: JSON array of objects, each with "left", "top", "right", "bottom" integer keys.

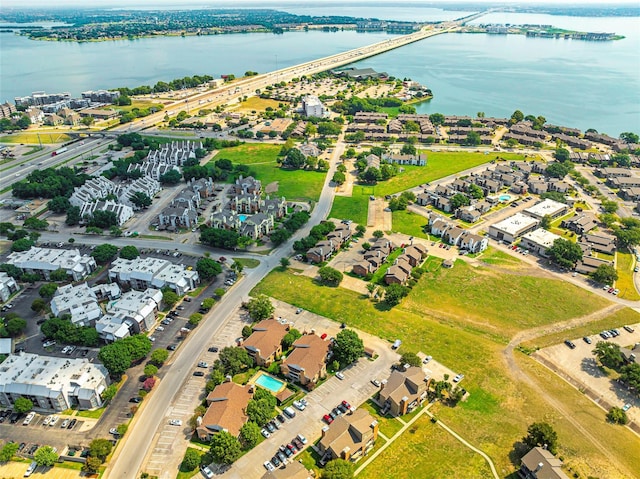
[
  {"left": 534, "top": 327, "right": 640, "bottom": 426},
  {"left": 367, "top": 198, "right": 392, "bottom": 230}
]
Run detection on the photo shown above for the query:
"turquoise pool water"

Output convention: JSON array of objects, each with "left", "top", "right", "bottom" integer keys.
[
  {"left": 238, "top": 214, "right": 248, "bottom": 222},
  {"left": 255, "top": 373, "right": 286, "bottom": 393},
  {"left": 499, "top": 194, "right": 511, "bottom": 201}
]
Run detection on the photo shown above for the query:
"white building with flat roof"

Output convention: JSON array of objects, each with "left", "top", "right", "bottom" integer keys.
[
  {"left": 105, "top": 288, "right": 162, "bottom": 332},
  {"left": 523, "top": 198, "right": 568, "bottom": 220},
  {"left": 488, "top": 213, "right": 539, "bottom": 244},
  {"left": 50, "top": 283, "right": 103, "bottom": 327},
  {"left": 7, "top": 247, "right": 97, "bottom": 281},
  {"left": 302, "top": 95, "right": 328, "bottom": 118},
  {"left": 520, "top": 228, "right": 562, "bottom": 257},
  {"left": 0, "top": 272, "right": 19, "bottom": 302},
  {"left": 109, "top": 257, "right": 199, "bottom": 295},
  {"left": 0, "top": 353, "right": 109, "bottom": 412}
]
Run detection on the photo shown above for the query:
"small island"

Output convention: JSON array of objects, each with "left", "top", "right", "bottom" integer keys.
[{"left": 465, "top": 23, "right": 624, "bottom": 41}]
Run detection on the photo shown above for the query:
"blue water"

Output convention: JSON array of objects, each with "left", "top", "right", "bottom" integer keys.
[
  {"left": 255, "top": 373, "right": 285, "bottom": 393},
  {"left": 238, "top": 214, "right": 248, "bottom": 222},
  {"left": 499, "top": 194, "right": 512, "bottom": 201}
]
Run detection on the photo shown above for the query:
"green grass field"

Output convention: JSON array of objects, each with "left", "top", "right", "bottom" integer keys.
[
  {"left": 251, "top": 269, "right": 639, "bottom": 478},
  {"left": 615, "top": 250, "right": 640, "bottom": 301},
  {"left": 0, "top": 131, "right": 71, "bottom": 144},
  {"left": 329, "top": 151, "right": 528, "bottom": 225},
  {"left": 235, "top": 97, "right": 287, "bottom": 112},
  {"left": 210, "top": 144, "right": 325, "bottom": 202},
  {"left": 391, "top": 210, "right": 431, "bottom": 239}
]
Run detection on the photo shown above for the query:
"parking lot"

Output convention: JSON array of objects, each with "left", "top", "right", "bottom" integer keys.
[{"left": 534, "top": 325, "right": 640, "bottom": 425}]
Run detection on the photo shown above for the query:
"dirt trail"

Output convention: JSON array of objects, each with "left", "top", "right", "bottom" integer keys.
[{"left": 503, "top": 303, "right": 637, "bottom": 478}]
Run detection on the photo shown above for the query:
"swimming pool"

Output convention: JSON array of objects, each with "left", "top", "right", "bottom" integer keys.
[
  {"left": 499, "top": 194, "right": 512, "bottom": 202},
  {"left": 238, "top": 214, "right": 248, "bottom": 222},
  {"left": 253, "top": 372, "right": 286, "bottom": 393}
]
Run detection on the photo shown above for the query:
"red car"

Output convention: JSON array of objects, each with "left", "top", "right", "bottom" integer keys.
[
  {"left": 323, "top": 414, "right": 333, "bottom": 424},
  {"left": 341, "top": 400, "right": 351, "bottom": 410},
  {"left": 439, "top": 243, "right": 444, "bottom": 248}
]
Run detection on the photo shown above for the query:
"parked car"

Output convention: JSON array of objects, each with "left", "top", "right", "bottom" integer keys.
[
  {"left": 265, "top": 421, "right": 276, "bottom": 433},
  {"left": 169, "top": 419, "right": 183, "bottom": 426},
  {"left": 622, "top": 403, "right": 632, "bottom": 412},
  {"left": 623, "top": 325, "right": 635, "bottom": 333},
  {"left": 323, "top": 414, "right": 333, "bottom": 424},
  {"left": 293, "top": 400, "right": 306, "bottom": 411},
  {"left": 293, "top": 438, "right": 304, "bottom": 450},
  {"left": 297, "top": 433, "right": 307, "bottom": 445},
  {"left": 271, "top": 455, "right": 281, "bottom": 467},
  {"left": 583, "top": 336, "right": 592, "bottom": 344},
  {"left": 193, "top": 371, "right": 205, "bottom": 377},
  {"left": 109, "top": 428, "right": 120, "bottom": 435},
  {"left": 208, "top": 346, "right": 219, "bottom": 353},
  {"left": 371, "top": 379, "right": 381, "bottom": 387},
  {"left": 68, "top": 419, "right": 77, "bottom": 429},
  {"left": 129, "top": 397, "right": 142, "bottom": 403},
  {"left": 197, "top": 361, "right": 208, "bottom": 368},
  {"left": 335, "top": 371, "right": 345, "bottom": 380},
  {"left": 564, "top": 340, "right": 576, "bottom": 349},
  {"left": 276, "top": 451, "right": 287, "bottom": 464},
  {"left": 201, "top": 466, "right": 214, "bottom": 479},
  {"left": 453, "top": 374, "right": 464, "bottom": 383},
  {"left": 261, "top": 428, "right": 270, "bottom": 438},
  {"left": 283, "top": 407, "right": 296, "bottom": 419}
]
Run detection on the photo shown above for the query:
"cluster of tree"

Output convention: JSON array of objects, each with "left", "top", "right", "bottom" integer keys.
[
  {"left": 269, "top": 211, "right": 310, "bottom": 246},
  {"left": 317, "top": 266, "right": 343, "bottom": 286},
  {"left": 523, "top": 422, "right": 559, "bottom": 454},
  {"left": 280, "top": 148, "right": 321, "bottom": 170},
  {"left": 0, "top": 313, "right": 27, "bottom": 338},
  {"left": 356, "top": 161, "right": 399, "bottom": 184},
  {"left": 81, "top": 438, "right": 114, "bottom": 474},
  {"left": 195, "top": 257, "right": 223, "bottom": 281},
  {"left": 384, "top": 283, "right": 410, "bottom": 306},
  {"left": 246, "top": 295, "right": 275, "bottom": 321},
  {"left": 115, "top": 74, "right": 214, "bottom": 96},
  {"left": 611, "top": 217, "right": 640, "bottom": 248},
  {"left": 546, "top": 238, "right": 583, "bottom": 269},
  {"left": 332, "top": 96, "right": 403, "bottom": 116},
  {"left": 0, "top": 115, "right": 31, "bottom": 132},
  {"left": 12, "top": 167, "right": 90, "bottom": 199},
  {"left": 119, "top": 103, "right": 164, "bottom": 124},
  {"left": 388, "top": 191, "right": 416, "bottom": 211},
  {"left": 0, "top": 263, "right": 41, "bottom": 284},
  {"left": 200, "top": 227, "right": 241, "bottom": 250},
  {"left": 590, "top": 263, "right": 618, "bottom": 285},
  {"left": 332, "top": 329, "right": 364, "bottom": 368},
  {"left": 0, "top": 224, "right": 41, "bottom": 252},
  {"left": 593, "top": 341, "right": 640, "bottom": 395},
  {"left": 41, "top": 315, "right": 100, "bottom": 347},
  {"left": 98, "top": 335, "right": 152, "bottom": 378},
  {"left": 91, "top": 244, "right": 119, "bottom": 264},
  {"left": 509, "top": 110, "right": 546, "bottom": 129},
  {"left": 293, "top": 221, "right": 336, "bottom": 253}
]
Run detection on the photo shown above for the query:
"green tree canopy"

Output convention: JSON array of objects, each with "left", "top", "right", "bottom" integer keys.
[
  {"left": 607, "top": 407, "right": 629, "bottom": 425},
  {"left": 546, "top": 238, "right": 583, "bottom": 269},
  {"left": 181, "top": 449, "right": 201, "bottom": 471},
  {"left": 239, "top": 421, "right": 261, "bottom": 449},
  {"left": 38, "top": 283, "right": 58, "bottom": 298},
  {"left": 216, "top": 347, "right": 252, "bottom": 376},
  {"left": 593, "top": 341, "right": 624, "bottom": 369},
  {"left": 332, "top": 329, "right": 364, "bottom": 367},
  {"left": 150, "top": 348, "right": 169, "bottom": 366},
  {"left": 322, "top": 458, "right": 355, "bottom": 479},
  {"left": 91, "top": 244, "right": 119, "bottom": 264},
  {"left": 13, "top": 396, "right": 33, "bottom": 413},
  {"left": 318, "top": 266, "right": 343, "bottom": 286},
  {"left": 88, "top": 438, "right": 113, "bottom": 462},
  {"left": 247, "top": 294, "right": 274, "bottom": 321},
  {"left": 590, "top": 264, "right": 618, "bottom": 285},
  {"left": 162, "top": 289, "right": 180, "bottom": 307},
  {"left": 196, "top": 257, "right": 222, "bottom": 281},
  {"left": 523, "top": 422, "right": 559, "bottom": 455},
  {"left": 209, "top": 431, "right": 242, "bottom": 464},
  {"left": 400, "top": 352, "right": 422, "bottom": 368},
  {"left": 282, "top": 328, "right": 302, "bottom": 350},
  {"left": 119, "top": 245, "right": 140, "bottom": 260},
  {"left": 384, "top": 283, "right": 410, "bottom": 306},
  {"left": 0, "top": 441, "right": 19, "bottom": 462},
  {"left": 34, "top": 446, "right": 59, "bottom": 467}
]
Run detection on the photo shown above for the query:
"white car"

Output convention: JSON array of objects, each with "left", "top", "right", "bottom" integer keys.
[
  {"left": 22, "top": 412, "right": 36, "bottom": 426},
  {"left": 169, "top": 419, "right": 183, "bottom": 426},
  {"left": 42, "top": 415, "right": 52, "bottom": 426},
  {"left": 109, "top": 428, "right": 120, "bottom": 435},
  {"left": 49, "top": 415, "right": 59, "bottom": 426},
  {"left": 201, "top": 466, "right": 214, "bottom": 479},
  {"left": 335, "top": 371, "right": 345, "bottom": 380},
  {"left": 453, "top": 374, "right": 464, "bottom": 383},
  {"left": 293, "top": 400, "right": 306, "bottom": 411},
  {"left": 264, "top": 461, "right": 276, "bottom": 472},
  {"left": 261, "top": 428, "right": 270, "bottom": 438}
]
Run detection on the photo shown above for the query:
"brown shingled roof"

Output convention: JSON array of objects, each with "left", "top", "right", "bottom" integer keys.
[
  {"left": 198, "top": 382, "right": 252, "bottom": 437},
  {"left": 243, "top": 319, "right": 289, "bottom": 361}
]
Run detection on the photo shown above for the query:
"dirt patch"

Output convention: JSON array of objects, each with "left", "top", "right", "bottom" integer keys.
[{"left": 264, "top": 181, "right": 279, "bottom": 194}]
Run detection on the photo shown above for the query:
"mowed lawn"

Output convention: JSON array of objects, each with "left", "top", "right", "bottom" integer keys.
[
  {"left": 211, "top": 144, "right": 325, "bottom": 202},
  {"left": 391, "top": 210, "right": 431, "bottom": 239},
  {"left": 235, "top": 97, "right": 287, "bottom": 112},
  {"left": 251, "top": 269, "right": 639, "bottom": 478},
  {"left": 329, "top": 151, "right": 526, "bottom": 225},
  {"left": 402, "top": 259, "right": 610, "bottom": 340},
  {"left": 615, "top": 250, "right": 640, "bottom": 301},
  {"left": 0, "top": 131, "right": 71, "bottom": 144}
]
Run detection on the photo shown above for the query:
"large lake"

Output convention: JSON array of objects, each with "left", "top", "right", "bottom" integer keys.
[{"left": 1, "top": 9, "right": 638, "bottom": 135}]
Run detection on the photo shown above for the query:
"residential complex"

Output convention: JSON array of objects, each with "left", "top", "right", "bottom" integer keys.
[
  {"left": 0, "top": 353, "right": 110, "bottom": 412},
  {"left": 379, "top": 366, "right": 430, "bottom": 416},
  {"left": 6, "top": 247, "right": 97, "bottom": 281},
  {"left": 196, "top": 381, "right": 252, "bottom": 441},
  {"left": 317, "top": 409, "right": 379, "bottom": 462},
  {"left": 0, "top": 272, "right": 19, "bottom": 302},
  {"left": 242, "top": 319, "right": 289, "bottom": 367},
  {"left": 108, "top": 257, "right": 199, "bottom": 295},
  {"left": 280, "top": 333, "right": 330, "bottom": 390}
]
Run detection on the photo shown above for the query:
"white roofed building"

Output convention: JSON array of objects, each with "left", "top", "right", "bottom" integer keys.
[
  {"left": 0, "top": 353, "right": 109, "bottom": 412},
  {"left": 105, "top": 288, "right": 162, "bottom": 333},
  {"left": 50, "top": 283, "right": 103, "bottom": 327},
  {"left": 488, "top": 213, "right": 539, "bottom": 244},
  {"left": 302, "top": 95, "right": 328, "bottom": 118},
  {"left": 7, "top": 247, "right": 96, "bottom": 281},
  {"left": 0, "top": 272, "right": 19, "bottom": 302},
  {"left": 523, "top": 198, "right": 568, "bottom": 220},
  {"left": 520, "top": 228, "right": 562, "bottom": 257},
  {"left": 109, "top": 257, "right": 199, "bottom": 295}
]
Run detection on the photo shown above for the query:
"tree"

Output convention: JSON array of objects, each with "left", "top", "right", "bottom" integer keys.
[
  {"left": 619, "top": 131, "right": 639, "bottom": 144},
  {"left": 5, "top": 317, "right": 27, "bottom": 336},
  {"left": 179, "top": 450, "right": 200, "bottom": 472},
  {"left": 554, "top": 147, "right": 570, "bottom": 162},
  {"left": 510, "top": 110, "right": 524, "bottom": 124},
  {"left": 142, "top": 377, "right": 156, "bottom": 391},
  {"left": 66, "top": 206, "right": 81, "bottom": 226},
  {"left": 23, "top": 217, "right": 48, "bottom": 230},
  {"left": 465, "top": 131, "right": 481, "bottom": 146},
  {"left": 189, "top": 313, "right": 203, "bottom": 325},
  {"left": 88, "top": 210, "right": 118, "bottom": 229},
  {"left": 280, "top": 257, "right": 290, "bottom": 269},
  {"left": 209, "top": 431, "right": 242, "bottom": 464},
  {"left": 49, "top": 268, "right": 69, "bottom": 282},
  {"left": 284, "top": 148, "right": 306, "bottom": 169},
  {"left": 13, "top": 396, "right": 33, "bottom": 413},
  {"left": 607, "top": 407, "right": 629, "bottom": 425},
  {"left": 546, "top": 162, "right": 573, "bottom": 179},
  {"left": 48, "top": 196, "right": 71, "bottom": 213},
  {"left": 201, "top": 298, "right": 215, "bottom": 310},
  {"left": 150, "top": 348, "right": 169, "bottom": 366},
  {"left": 546, "top": 238, "right": 583, "bottom": 269},
  {"left": 98, "top": 341, "right": 132, "bottom": 378},
  {"left": 101, "top": 384, "right": 118, "bottom": 403},
  {"left": 0, "top": 441, "right": 19, "bottom": 462},
  {"left": 450, "top": 193, "right": 471, "bottom": 210},
  {"left": 217, "top": 347, "right": 252, "bottom": 376},
  {"left": 540, "top": 214, "right": 552, "bottom": 230},
  {"left": 282, "top": 328, "right": 302, "bottom": 350},
  {"left": 82, "top": 456, "right": 103, "bottom": 474},
  {"left": 144, "top": 364, "right": 158, "bottom": 377},
  {"left": 332, "top": 171, "right": 346, "bottom": 185},
  {"left": 620, "top": 363, "right": 640, "bottom": 394},
  {"left": 593, "top": 341, "right": 624, "bottom": 369},
  {"left": 196, "top": 257, "right": 222, "bottom": 281},
  {"left": 159, "top": 169, "right": 182, "bottom": 185},
  {"left": 247, "top": 295, "right": 274, "bottom": 321},
  {"left": 31, "top": 298, "right": 48, "bottom": 314},
  {"left": 355, "top": 224, "right": 366, "bottom": 236},
  {"left": 239, "top": 421, "right": 262, "bottom": 449},
  {"left": 322, "top": 458, "right": 354, "bottom": 479},
  {"left": 200, "top": 227, "right": 240, "bottom": 249},
  {"left": 332, "top": 329, "right": 364, "bottom": 367},
  {"left": 247, "top": 398, "right": 275, "bottom": 426},
  {"left": 92, "top": 244, "right": 119, "bottom": 264},
  {"left": 523, "top": 422, "right": 558, "bottom": 454},
  {"left": 39, "top": 283, "right": 58, "bottom": 298},
  {"left": 384, "top": 283, "right": 409, "bottom": 306},
  {"left": 400, "top": 352, "right": 421, "bottom": 368},
  {"left": 162, "top": 289, "right": 180, "bottom": 308},
  {"left": 590, "top": 264, "right": 618, "bottom": 285},
  {"left": 11, "top": 237, "right": 34, "bottom": 252},
  {"left": 34, "top": 446, "right": 58, "bottom": 467},
  {"left": 429, "top": 113, "right": 444, "bottom": 125},
  {"left": 401, "top": 143, "right": 416, "bottom": 155},
  {"left": 119, "top": 245, "right": 140, "bottom": 260},
  {"left": 318, "top": 266, "right": 343, "bottom": 286},
  {"left": 130, "top": 191, "right": 152, "bottom": 209},
  {"left": 601, "top": 200, "right": 619, "bottom": 214},
  {"left": 468, "top": 183, "right": 484, "bottom": 199}
]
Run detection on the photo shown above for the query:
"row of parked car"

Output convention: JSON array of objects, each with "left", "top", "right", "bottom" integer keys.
[
  {"left": 322, "top": 400, "right": 352, "bottom": 425},
  {"left": 261, "top": 405, "right": 299, "bottom": 439},
  {"left": 566, "top": 325, "right": 635, "bottom": 349},
  {"left": 264, "top": 433, "right": 308, "bottom": 472}
]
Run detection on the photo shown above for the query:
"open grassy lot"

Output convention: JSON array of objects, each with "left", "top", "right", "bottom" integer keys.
[
  {"left": 615, "top": 250, "right": 640, "bottom": 301},
  {"left": 360, "top": 400, "right": 403, "bottom": 438},
  {"left": 235, "top": 97, "right": 287, "bottom": 112},
  {"left": 520, "top": 306, "right": 640, "bottom": 350},
  {"left": 330, "top": 151, "right": 528, "bottom": 225},
  {"left": 390, "top": 210, "right": 431, "bottom": 239},
  {"left": 211, "top": 144, "right": 325, "bottom": 202},
  {"left": 477, "top": 247, "right": 524, "bottom": 268},
  {"left": 108, "top": 100, "right": 164, "bottom": 113},
  {"left": 358, "top": 415, "right": 492, "bottom": 479},
  {"left": 252, "top": 269, "right": 638, "bottom": 478},
  {"left": 0, "top": 131, "right": 71, "bottom": 144},
  {"left": 402, "top": 259, "right": 610, "bottom": 340}
]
